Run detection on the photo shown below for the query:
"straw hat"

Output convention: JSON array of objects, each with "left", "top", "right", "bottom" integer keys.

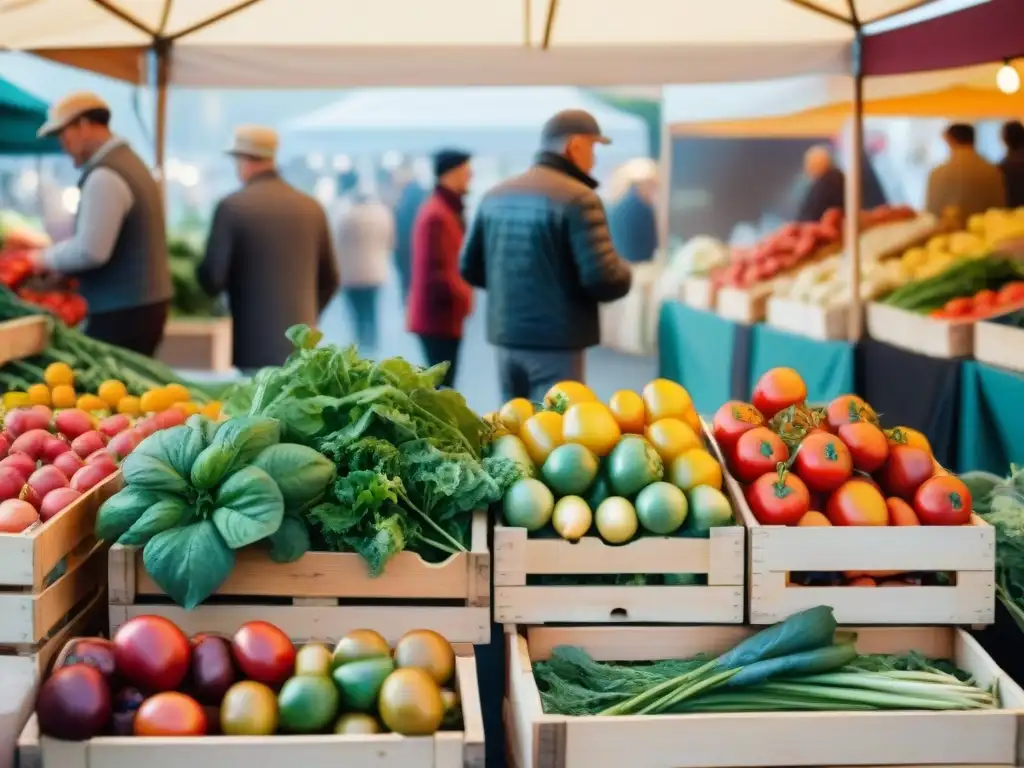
[
  {"left": 226, "top": 125, "right": 278, "bottom": 160},
  {"left": 37, "top": 92, "right": 110, "bottom": 138}
]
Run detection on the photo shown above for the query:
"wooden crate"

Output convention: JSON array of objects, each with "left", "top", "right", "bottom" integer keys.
[
  {"left": 724, "top": 462, "right": 996, "bottom": 625},
  {"left": 766, "top": 297, "right": 854, "bottom": 341},
  {"left": 17, "top": 644, "right": 484, "bottom": 768},
  {"left": 0, "top": 316, "right": 49, "bottom": 367},
  {"left": 866, "top": 302, "right": 973, "bottom": 359},
  {"left": 974, "top": 319, "right": 1024, "bottom": 373},
  {"left": 107, "top": 511, "right": 491, "bottom": 644},
  {"left": 715, "top": 283, "right": 772, "bottom": 323},
  {"left": 0, "top": 473, "right": 121, "bottom": 646},
  {"left": 505, "top": 624, "right": 1024, "bottom": 768},
  {"left": 681, "top": 277, "right": 715, "bottom": 310},
  {"left": 156, "top": 318, "right": 233, "bottom": 372}
]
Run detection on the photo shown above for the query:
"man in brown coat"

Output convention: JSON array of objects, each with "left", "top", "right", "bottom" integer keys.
[
  {"left": 926, "top": 123, "right": 1006, "bottom": 221},
  {"left": 198, "top": 126, "right": 340, "bottom": 372}
]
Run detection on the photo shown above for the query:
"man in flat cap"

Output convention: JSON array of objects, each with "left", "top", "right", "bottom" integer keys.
[
  {"left": 34, "top": 91, "right": 172, "bottom": 354},
  {"left": 460, "top": 109, "right": 631, "bottom": 401},
  {"left": 406, "top": 149, "right": 475, "bottom": 388},
  {"left": 197, "top": 126, "right": 340, "bottom": 371}
]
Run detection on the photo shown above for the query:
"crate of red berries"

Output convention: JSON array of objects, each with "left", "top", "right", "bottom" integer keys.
[{"left": 709, "top": 367, "right": 995, "bottom": 626}]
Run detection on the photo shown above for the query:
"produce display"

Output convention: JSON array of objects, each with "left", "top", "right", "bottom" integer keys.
[
  {"left": 965, "top": 207, "right": 1024, "bottom": 250},
  {"left": 168, "top": 235, "right": 220, "bottom": 318},
  {"left": 927, "top": 281, "right": 1024, "bottom": 321},
  {"left": 713, "top": 205, "right": 917, "bottom": 291},
  {"left": 35, "top": 617, "right": 462, "bottom": 740},
  {"left": 0, "top": 401, "right": 190, "bottom": 534},
  {"left": 881, "top": 256, "right": 1024, "bottom": 316},
  {"left": 0, "top": 210, "right": 49, "bottom": 251},
  {"left": 489, "top": 379, "right": 734, "bottom": 560},
  {"left": 668, "top": 236, "right": 730, "bottom": 280},
  {"left": 535, "top": 605, "right": 999, "bottom": 715},
  {"left": 712, "top": 368, "right": 973, "bottom": 588}
]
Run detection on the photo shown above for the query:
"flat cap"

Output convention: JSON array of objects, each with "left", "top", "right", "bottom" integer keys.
[{"left": 541, "top": 109, "right": 611, "bottom": 146}]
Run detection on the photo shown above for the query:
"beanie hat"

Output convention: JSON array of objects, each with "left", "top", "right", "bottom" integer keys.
[{"left": 433, "top": 149, "right": 471, "bottom": 179}]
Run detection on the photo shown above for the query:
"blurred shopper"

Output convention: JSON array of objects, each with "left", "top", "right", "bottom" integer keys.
[
  {"left": 999, "top": 120, "right": 1024, "bottom": 208},
  {"left": 336, "top": 190, "right": 394, "bottom": 355},
  {"left": 796, "top": 145, "right": 844, "bottom": 222},
  {"left": 33, "top": 92, "right": 171, "bottom": 354},
  {"left": 461, "top": 109, "right": 632, "bottom": 402},
  {"left": 393, "top": 164, "right": 429, "bottom": 303},
  {"left": 926, "top": 123, "right": 1006, "bottom": 220},
  {"left": 608, "top": 158, "right": 658, "bottom": 264},
  {"left": 198, "top": 126, "right": 339, "bottom": 372},
  {"left": 407, "top": 150, "right": 474, "bottom": 388}
]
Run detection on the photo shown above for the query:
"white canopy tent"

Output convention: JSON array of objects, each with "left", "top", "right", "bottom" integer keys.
[{"left": 280, "top": 87, "right": 649, "bottom": 161}]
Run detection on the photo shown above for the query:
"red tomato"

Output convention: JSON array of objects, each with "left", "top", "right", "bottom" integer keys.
[
  {"left": 974, "top": 289, "right": 998, "bottom": 307},
  {"left": 881, "top": 445, "right": 934, "bottom": 500},
  {"left": 886, "top": 497, "right": 920, "bottom": 526},
  {"left": 793, "top": 432, "right": 853, "bottom": 493},
  {"left": 837, "top": 421, "right": 889, "bottom": 473},
  {"left": 825, "top": 395, "right": 878, "bottom": 431},
  {"left": 943, "top": 297, "right": 974, "bottom": 317},
  {"left": 746, "top": 466, "right": 810, "bottom": 526},
  {"left": 711, "top": 401, "right": 764, "bottom": 456},
  {"left": 231, "top": 621, "right": 296, "bottom": 688},
  {"left": 997, "top": 281, "right": 1024, "bottom": 305},
  {"left": 913, "top": 476, "right": 972, "bottom": 526},
  {"left": 113, "top": 616, "right": 191, "bottom": 692},
  {"left": 826, "top": 479, "right": 888, "bottom": 526},
  {"left": 751, "top": 368, "right": 807, "bottom": 420},
  {"left": 134, "top": 692, "right": 207, "bottom": 736},
  {"left": 732, "top": 427, "right": 789, "bottom": 483}
]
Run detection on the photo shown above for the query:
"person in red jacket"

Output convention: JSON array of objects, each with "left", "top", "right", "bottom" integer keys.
[{"left": 407, "top": 149, "right": 474, "bottom": 387}]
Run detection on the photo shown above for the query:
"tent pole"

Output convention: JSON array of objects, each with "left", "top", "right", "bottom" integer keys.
[
  {"left": 846, "top": 28, "right": 865, "bottom": 342},
  {"left": 153, "top": 39, "right": 171, "bottom": 200}
]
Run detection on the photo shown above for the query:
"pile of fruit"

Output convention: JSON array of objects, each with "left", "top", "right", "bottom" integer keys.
[
  {"left": 881, "top": 256, "right": 1024, "bottom": 316},
  {"left": 487, "top": 379, "right": 733, "bottom": 546},
  {"left": 0, "top": 401, "right": 188, "bottom": 534},
  {"left": 35, "top": 617, "right": 461, "bottom": 740},
  {"left": 713, "top": 368, "right": 974, "bottom": 587},
  {"left": 2, "top": 362, "right": 221, "bottom": 420},
  {"left": 713, "top": 205, "right": 917, "bottom": 291},
  {"left": 966, "top": 207, "right": 1024, "bottom": 250}
]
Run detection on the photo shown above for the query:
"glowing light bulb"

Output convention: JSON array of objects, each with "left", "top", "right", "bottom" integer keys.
[{"left": 997, "top": 63, "right": 1020, "bottom": 95}]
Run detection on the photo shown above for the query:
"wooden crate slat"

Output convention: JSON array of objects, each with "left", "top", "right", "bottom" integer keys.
[
  {"left": 507, "top": 624, "right": 1024, "bottom": 768},
  {"left": 766, "top": 297, "right": 852, "bottom": 341},
  {"left": 974, "top": 320, "right": 1024, "bottom": 373},
  {"left": 496, "top": 585, "right": 742, "bottom": 624},
  {"left": 156, "top": 317, "right": 233, "bottom": 372},
  {"left": 0, "top": 316, "right": 50, "bottom": 367},
  {"left": 866, "top": 302, "right": 973, "bottom": 359}
]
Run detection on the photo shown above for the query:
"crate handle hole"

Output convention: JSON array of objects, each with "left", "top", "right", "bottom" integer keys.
[{"left": 609, "top": 608, "right": 629, "bottom": 620}]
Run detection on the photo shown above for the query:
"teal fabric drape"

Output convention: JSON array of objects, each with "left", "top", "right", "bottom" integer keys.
[
  {"left": 958, "top": 361, "right": 1024, "bottom": 474},
  {"left": 657, "top": 302, "right": 736, "bottom": 415},
  {"left": 0, "top": 78, "right": 60, "bottom": 155}
]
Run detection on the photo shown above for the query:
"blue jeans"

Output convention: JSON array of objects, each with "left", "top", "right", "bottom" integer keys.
[{"left": 342, "top": 286, "right": 379, "bottom": 353}]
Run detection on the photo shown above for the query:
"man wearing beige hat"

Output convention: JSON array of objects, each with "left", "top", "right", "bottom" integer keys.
[
  {"left": 34, "top": 91, "right": 172, "bottom": 354},
  {"left": 197, "top": 125, "right": 340, "bottom": 371}
]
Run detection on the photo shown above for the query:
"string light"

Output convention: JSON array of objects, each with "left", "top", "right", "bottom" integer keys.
[{"left": 997, "top": 59, "right": 1020, "bottom": 95}]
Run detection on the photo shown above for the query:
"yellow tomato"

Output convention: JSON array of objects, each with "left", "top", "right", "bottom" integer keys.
[
  {"left": 670, "top": 448, "right": 723, "bottom": 492},
  {"left": 51, "top": 385, "right": 77, "bottom": 409},
  {"left": 165, "top": 383, "right": 191, "bottom": 403},
  {"left": 3, "top": 391, "right": 30, "bottom": 408},
  {"left": 77, "top": 394, "right": 108, "bottom": 412},
  {"left": 519, "top": 411, "right": 564, "bottom": 465},
  {"left": 683, "top": 407, "right": 702, "bottom": 435},
  {"left": 117, "top": 395, "right": 142, "bottom": 416},
  {"left": 562, "top": 402, "right": 621, "bottom": 457},
  {"left": 43, "top": 362, "right": 74, "bottom": 388},
  {"left": 608, "top": 390, "right": 646, "bottom": 434},
  {"left": 27, "top": 384, "right": 51, "bottom": 406},
  {"left": 173, "top": 401, "right": 201, "bottom": 416},
  {"left": 201, "top": 401, "right": 223, "bottom": 420},
  {"left": 641, "top": 379, "right": 693, "bottom": 424},
  {"left": 140, "top": 388, "right": 170, "bottom": 413},
  {"left": 646, "top": 418, "right": 702, "bottom": 464},
  {"left": 543, "top": 381, "right": 597, "bottom": 411},
  {"left": 498, "top": 398, "right": 534, "bottom": 434},
  {"left": 98, "top": 379, "right": 128, "bottom": 408}
]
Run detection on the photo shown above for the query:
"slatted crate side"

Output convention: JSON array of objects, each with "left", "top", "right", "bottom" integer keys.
[
  {"left": 156, "top": 318, "right": 233, "bottom": 373},
  {"left": 766, "top": 297, "right": 853, "bottom": 341},
  {"left": 866, "top": 301, "right": 974, "bottom": 359},
  {"left": 18, "top": 646, "right": 485, "bottom": 768},
  {"left": 974, "top": 319, "right": 1024, "bottom": 373},
  {"left": 0, "top": 316, "right": 50, "bottom": 367},
  {"left": 506, "top": 624, "right": 1024, "bottom": 768},
  {"left": 0, "top": 472, "right": 122, "bottom": 591},
  {"left": 681, "top": 277, "right": 715, "bottom": 310}
]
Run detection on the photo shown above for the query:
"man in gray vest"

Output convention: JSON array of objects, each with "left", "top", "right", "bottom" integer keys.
[{"left": 33, "top": 92, "right": 172, "bottom": 355}]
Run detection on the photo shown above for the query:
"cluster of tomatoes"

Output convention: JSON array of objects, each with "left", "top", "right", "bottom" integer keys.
[
  {"left": 0, "top": 251, "right": 88, "bottom": 326},
  {"left": 712, "top": 368, "right": 973, "bottom": 529}
]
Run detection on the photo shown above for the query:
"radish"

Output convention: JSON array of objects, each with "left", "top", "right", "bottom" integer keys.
[
  {"left": 52, "top": 451, "right": 85, "bottom": 479},
  {"left": 70, "top": 463, "right": 115, "bottom": 493},
  {"left": 40, "top": 435, "right": 70, "bottom": 464},
  {"left": 84, "top": 449, "right": 116, "bottom": 468},
  {"left": 0, "top": 499, "right": 38, "bottom": 533},
  {"left": 108, "top": 429, "right": 144, "bottom": 461},
  {"left": 4, "top": 408, "right": 50, "bottom": 439},
  {"left": 0, "top": 453, "right": 36, "bottom": 481},
  {"left": 0, "top": 468, "right": 25, "bottom": 501},
  {"left": 11, "top": 429, "right": 53, "bottom": 460},
  {"left": 154, "top": 409, "right": 186, "bottom": 429},
  {"left": 54, "top": 409, "right": 93, "bottom": 440},
  {"left": 0, "top": 433, "right": 10, "bottom": 460},
  {"left": 39, "top": 487, "right": 82, "bottom": 522},
  {"left": 31, "top": 404, "right": 53, "bottom": 423},
  {"left": 71, "top": 431, "right": 108, "bottom": 459},
  {"left": 28, "top": 465, "right": 69, "bottom": 499},
  {"left": 98, "top": 415, "right": 131, "bottom": 438}
]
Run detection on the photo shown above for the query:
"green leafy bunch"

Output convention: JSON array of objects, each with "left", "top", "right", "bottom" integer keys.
[{"left": 226, "top": 325, "right": 521, "bottom": 574}]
